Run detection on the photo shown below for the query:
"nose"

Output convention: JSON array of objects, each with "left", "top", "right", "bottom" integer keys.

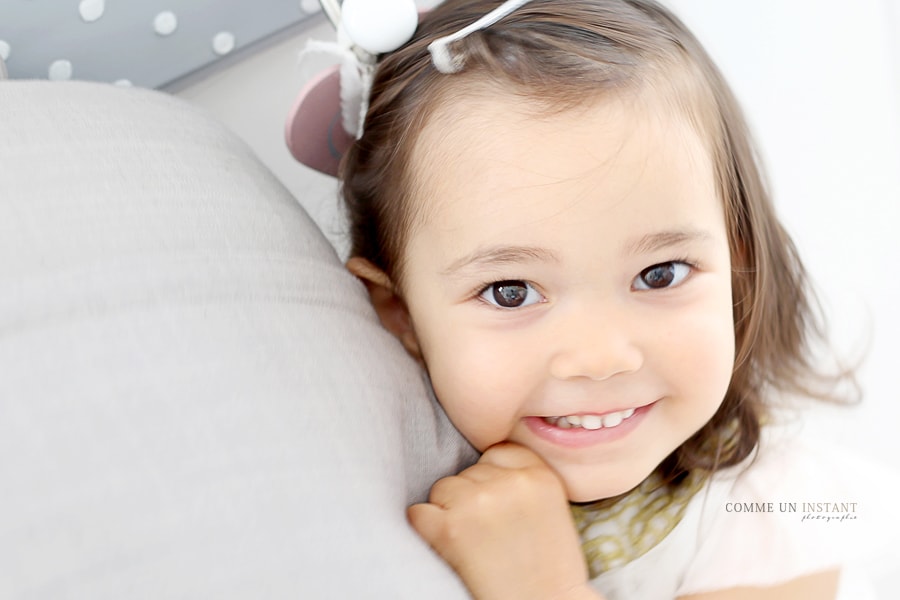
[{"left": 547, "top": 300, "right": 644, "bottom": 382}]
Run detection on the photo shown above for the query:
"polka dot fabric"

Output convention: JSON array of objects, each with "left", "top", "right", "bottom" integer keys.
[{"left": 0, "top": 0, "right": 324, "bottom": 88}]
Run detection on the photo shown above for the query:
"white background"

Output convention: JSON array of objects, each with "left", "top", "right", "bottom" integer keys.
[{"left": 662, "top": 1, "right": 900, "bottom": 469}]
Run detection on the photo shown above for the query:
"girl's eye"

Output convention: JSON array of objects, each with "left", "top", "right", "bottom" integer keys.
[
  {"left": 480, "top": 280, "right": 544, "bottom": 309},
  {"left": 633, "top": 261, "right": 692, "bottom": 290}
]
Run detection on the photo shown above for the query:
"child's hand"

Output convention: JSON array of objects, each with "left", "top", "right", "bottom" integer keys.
[{"left": 407, "top": 442, "right": 601, "bottom": 600}]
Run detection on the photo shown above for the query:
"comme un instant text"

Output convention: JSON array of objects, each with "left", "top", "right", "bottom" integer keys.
[{"left": 724, "top": 502, "right": 859, "bottom": 513}]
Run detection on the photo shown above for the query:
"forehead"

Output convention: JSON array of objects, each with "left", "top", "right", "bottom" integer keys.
[{"left": 407, "top": 84, "right": 718, "bottom": 242}]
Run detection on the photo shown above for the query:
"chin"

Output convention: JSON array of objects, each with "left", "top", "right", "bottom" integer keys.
[{"left": 560, "top": 462, "right": 657, "bottom": 503}]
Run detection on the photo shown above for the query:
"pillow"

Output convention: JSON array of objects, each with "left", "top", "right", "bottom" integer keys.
[{"left": 0, "top": 81, "right": 476, "bottom": 599}]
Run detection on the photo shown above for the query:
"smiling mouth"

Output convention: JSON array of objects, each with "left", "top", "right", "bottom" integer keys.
[{"left": 542, "top": 408, "right": 637, "bottom": 430}]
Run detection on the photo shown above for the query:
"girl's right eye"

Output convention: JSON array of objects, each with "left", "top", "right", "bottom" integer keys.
[{"left": 479, "top": 280, "right": 544, "bottom": 309}]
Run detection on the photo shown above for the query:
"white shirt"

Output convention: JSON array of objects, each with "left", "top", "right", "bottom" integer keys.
[{"left": 589, "top": 428, "right": 898, "bottom": 599}]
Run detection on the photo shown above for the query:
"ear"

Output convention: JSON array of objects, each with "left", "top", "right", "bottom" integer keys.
[{"left": 346, "top": 257, "right": 422, "bottom": 360}]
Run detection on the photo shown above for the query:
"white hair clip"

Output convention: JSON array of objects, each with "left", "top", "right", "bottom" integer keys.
[
  {"left": 428, "top": 0, "right": 534, "bottom": 74},
  {"left": 287, "top": 0, "right": 536, "bottom": 176},
  {"left": 303, "top": 0, "right": 418, "bottom": 138}
]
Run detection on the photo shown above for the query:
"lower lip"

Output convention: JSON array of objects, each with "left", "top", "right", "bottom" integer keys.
[{"left": 524, "top": 403, "right": 654, "bottom": 448}]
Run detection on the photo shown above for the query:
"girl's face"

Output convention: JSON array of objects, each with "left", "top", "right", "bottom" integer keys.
[{"left": 399, "top": 90, "right": 735, "bottom": 502}]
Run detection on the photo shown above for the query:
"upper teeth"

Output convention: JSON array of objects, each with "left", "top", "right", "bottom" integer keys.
[{"left": 544, "top": 408, "right": 636, "bottom": 430}]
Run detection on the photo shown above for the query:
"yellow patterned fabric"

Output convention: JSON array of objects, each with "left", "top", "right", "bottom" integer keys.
[{"left": 571, "top": 470, "right": 708, "bottom": 579}]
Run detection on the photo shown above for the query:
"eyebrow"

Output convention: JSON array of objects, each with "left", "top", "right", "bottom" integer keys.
[
  {"left": 441, "top": 245, "right": 559, "bottom": 276},
  {"left": 441, "top": 229, "right": 713, "bottom": 276},
  {"left": 625, "top": 229, "right": 714, "bottom": 255}
]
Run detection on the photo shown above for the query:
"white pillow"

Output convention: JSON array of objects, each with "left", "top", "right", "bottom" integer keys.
[{"left": 0, "top": 81, "right": 476, "bottom": 599}]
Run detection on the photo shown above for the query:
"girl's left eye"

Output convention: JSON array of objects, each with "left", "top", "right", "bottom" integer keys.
[
  {"left": 479, "top": 280, "right": 544, "bottom": 309},
  {"left": 633, "top": 261, "right": 692, "bottom": 290}
]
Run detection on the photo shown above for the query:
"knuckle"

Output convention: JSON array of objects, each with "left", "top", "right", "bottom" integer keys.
[
  {"left": 466, "top": 485, "right": 502, "bottom": 512},
  {"left": 428, "top": 474, "right": 460, "bottom": 504},
  {"left": 506, "top": 468, "right": 535, "bottom": 490},
  {"left": 505, "top": 465, "right": 566, "bottom": 505}
]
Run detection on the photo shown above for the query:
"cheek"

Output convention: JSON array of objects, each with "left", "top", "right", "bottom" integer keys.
[
  {"left": 648, "top": 279, "right": 735, "bottom": 401},
  {"left": 416, "top": 321, "right": 535, "bottom": 451},
  {"left": 670, "top": 294, "right": 736, "bottom": 405}
]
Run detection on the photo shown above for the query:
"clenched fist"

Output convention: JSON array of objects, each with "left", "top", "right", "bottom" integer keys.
[{"left": 407, "top": 442, "right": 603, "bottom": 600}]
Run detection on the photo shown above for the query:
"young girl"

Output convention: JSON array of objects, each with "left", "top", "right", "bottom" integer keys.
[{"left": 288, "top": 1, "right": 891, "bottom": 598}]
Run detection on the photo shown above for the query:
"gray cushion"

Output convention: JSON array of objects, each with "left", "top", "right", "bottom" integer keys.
[{"left": 0, "top": 80, "right": 475, "bottom": 599}]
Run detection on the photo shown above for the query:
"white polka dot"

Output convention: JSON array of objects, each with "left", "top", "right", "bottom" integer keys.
[
  {"left": 153, "top": 11, "right": 178, "bottom": 36},
  {"left": 0, "top": 40, "right": 10, "bottom": 61},
  {"left": 48, "top": 59, "right": 73, "bottom": 81},
  {"left": 79, "top": 0, "right": 105, "bottom": 23},
  {"left": 300, "top": 0, "right": 321, "bottom": 13},
  {"left": 212, "top": 31, "right": 236, "bottom": 56},
  {"left": 114, "top": 79, "right": 133, "bottom": 87}
]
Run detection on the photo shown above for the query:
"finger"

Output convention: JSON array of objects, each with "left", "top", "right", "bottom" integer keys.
[
  {"left": 454, "top": 460, "right": 509, "bottom": 484},
  {"left": 406, "top": 502, "right": 445, "bottom": 546},
  {"left": 479, "top": 441, "right": 550, "bottom": 470},
  {"left": 427, "top": 474, "right": 477, "bottom": 508},
  {"left": 478, "top": 443, "right": 569, "bottom": 503}
]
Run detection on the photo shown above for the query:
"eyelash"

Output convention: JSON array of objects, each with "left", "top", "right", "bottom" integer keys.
[
  {"left": 472, "top": 258, "right": 698, "bottom": 309},
  {"left": 474, "top": 279, "right": 544, "bottom": 310},
  {"left": 632, "top": 258, "right": 697, "bottom": 291}
]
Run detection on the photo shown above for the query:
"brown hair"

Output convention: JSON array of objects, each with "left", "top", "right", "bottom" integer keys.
[{"left": 340, "top": 0, "right": 855, "bottom": 481}]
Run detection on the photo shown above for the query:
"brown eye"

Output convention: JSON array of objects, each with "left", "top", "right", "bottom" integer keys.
[
  {"left": 634, "top": 262, "right": 691, "bottom": 290},
  {"left": 481, "top": 280, "right": 542, "bottom": 309}
]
